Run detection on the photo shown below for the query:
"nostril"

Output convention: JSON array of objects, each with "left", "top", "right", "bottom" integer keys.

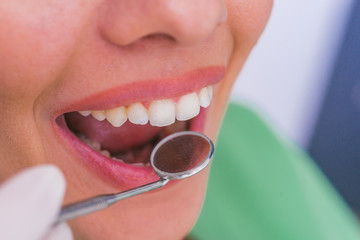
[
  {"left": 141, "top": 33, "right": 176, "bottom": 45},
  {"left": 143, "top": 33, "right": 174, "bottom": 41},
  {"left": 111, "top": 33, "right": 176, "bottom": 48}
]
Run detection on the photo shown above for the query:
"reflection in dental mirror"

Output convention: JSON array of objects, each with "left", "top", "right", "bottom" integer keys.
[
  {"left": 151, "top": 131, "right": 213, "bottom": 179},
  {"left": 57, "top": 131, "right": 214, "bottom": 223}
]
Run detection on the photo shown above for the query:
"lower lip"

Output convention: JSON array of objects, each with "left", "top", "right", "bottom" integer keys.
[{"left": 54, "top": 108, "right": 208, "bottom": 189}]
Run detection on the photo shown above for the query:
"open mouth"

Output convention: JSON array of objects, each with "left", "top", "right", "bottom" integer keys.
[{"left": 55, "top": 86, "right": 213, "bottom": 188}]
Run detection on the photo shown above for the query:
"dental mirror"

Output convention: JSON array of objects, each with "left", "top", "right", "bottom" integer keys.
[
  {"left": 151, "top": 131, "right": 213, "bottom": 179},
  {"left": 57, "top": 131, "right": 214, "bottom": 223}
]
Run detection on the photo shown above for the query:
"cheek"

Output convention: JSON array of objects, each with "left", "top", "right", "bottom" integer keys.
[
  {"left": 227, "top": 0, "right": 273, "bottom": 45},
  {"left": 0, "top": 0, "right": 93, "bottom": 180},
  {"left": 218, "top": 0, "right": 273, "bottom": 89},
  {"left": 208, "top": 0, "right": 273, "bottom": 129},
  {"left": 0, "top": 1, "right": 89, "bottom": 101}
]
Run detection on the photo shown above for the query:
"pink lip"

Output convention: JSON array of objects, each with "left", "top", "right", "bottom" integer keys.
[
  {"left": 59, "top": 65, "right": 225, "bottom": 113},
  {"left": 53, "top": 66, "right": 224, "bottom": 189}
]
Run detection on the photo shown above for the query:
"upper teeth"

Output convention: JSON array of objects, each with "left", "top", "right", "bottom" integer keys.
[{"left": 78, "top": 86, "right": 213, "bottom": 127}]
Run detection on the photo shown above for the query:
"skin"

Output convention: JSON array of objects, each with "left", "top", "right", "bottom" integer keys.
[{"left": 0, "top": 0, "right": 273, "bottom": 239}]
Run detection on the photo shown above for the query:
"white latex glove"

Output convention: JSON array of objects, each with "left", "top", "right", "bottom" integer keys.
[{"left": 0, "top": 165, "right": 73, "bottom": 240}]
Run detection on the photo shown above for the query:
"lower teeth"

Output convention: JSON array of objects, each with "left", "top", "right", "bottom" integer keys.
[
  {"left": 100, "top": 150, "right": 111, "bottom": 158},
  {"left": 75, "top": 120, "right": 189, "bottom": 166},
  {"left": 76, "top": 132, "right": 153, "bottom": 166}
]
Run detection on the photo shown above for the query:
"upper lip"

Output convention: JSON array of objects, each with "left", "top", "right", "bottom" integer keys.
[{"left": 55, "top": 65, "right": 225, "bottom": 115}]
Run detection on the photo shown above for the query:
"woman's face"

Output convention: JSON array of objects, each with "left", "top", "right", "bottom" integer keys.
[{"left": 0, "top": 1, "right": 272, "bottom": 239}]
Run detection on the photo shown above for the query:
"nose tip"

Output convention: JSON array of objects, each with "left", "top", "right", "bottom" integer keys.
[
  {"left": 155, "top": 0, "right": 228, "bottom": 46},
  {"left": 164, "top": 2, "right": 228, "bottom": 46},
  {"left": 99, "top": 0, "right": 227, "bottom": 47}
]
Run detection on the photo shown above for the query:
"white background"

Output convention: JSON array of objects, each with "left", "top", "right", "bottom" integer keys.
[{"left": 231, "top": 0, "right": 354, "bottom": 147}]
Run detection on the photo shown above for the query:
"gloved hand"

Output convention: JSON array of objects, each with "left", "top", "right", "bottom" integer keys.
[{"left": 0, "top": 165, "right": 73, "bottom": 240}]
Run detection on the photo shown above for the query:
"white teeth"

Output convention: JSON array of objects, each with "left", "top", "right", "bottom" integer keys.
[
  {"left": 131, "top": 162, "right": 146, "bottom": 167},
  {"left": 176, "top": 93, "right": 200, "bottom": 121},
  {"left": 207, "top": 86, "right": 213, "bottom": 101},
  {"left": 100, "top": 149, "right": 111, "bottom": 158},
  {"left": 82, "top": 85, "right": 214, "bottom": 127},
  {"left": 79, "top": 110, "right": 91, "bottom": 117},
  {"left": 106, "top": 107, "right": 127, "bottom": 127},
  {"left": 149, "top": 100, "right": 175, "bottom": 127},
  {"left": 198, "top": 87, "right": 211, "bottom": 108},
  {"left": 91, "top": 110, "right": 106, "bottom": 121},
  {"left": 127, "top": 103, "right": 148, "bottom": 125}
]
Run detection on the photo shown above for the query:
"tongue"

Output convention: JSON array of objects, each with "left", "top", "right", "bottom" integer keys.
[{"left": 65, "top": 112, "right": 162, "bottom": 153}]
